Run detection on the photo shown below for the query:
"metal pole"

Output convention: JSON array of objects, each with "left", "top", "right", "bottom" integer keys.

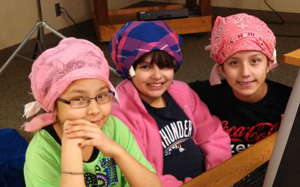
[
  {"left": 0, "top": 23, "right": 41, "bottom": 75},
  {"left": 36, "top": 0, "right": 45, "bottom": 50},
  {"left": 0, "top": 0, "right": 66, "bottom": 76}
]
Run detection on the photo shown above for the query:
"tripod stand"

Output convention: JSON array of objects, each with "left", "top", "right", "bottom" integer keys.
[{"left": 0, "top": 0, "right": 66, "bottom": 75}]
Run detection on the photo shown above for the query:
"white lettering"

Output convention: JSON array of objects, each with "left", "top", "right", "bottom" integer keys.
[
  {"left": 160, "top": 120, "right": 194, "bottom": 150},
  {"left": 165, "top": 126, "right": 175, "bottom": 142},
  {"left": 232, "top": 143, "right": 254, "bottom": 154},
  {"left": 177, "top": 121, "right": 184, "bottom": 138},
  {"left": 187, "top": 121, "right": 192, "bottom": 137},
  {"left": 184, "top": 120, "right": 192, "bottom": 137},
  {"left": 236, "top": 144, "right": 246, "bottom": 153},
  {"left": 170, "top": 122, "right": 179, "bottom": 139},
  {"left": 160, "top": 129, "right": 171, "bottom": 148},
  {"left": 230, "top": 144, "right": 235, "bottom": 154}
]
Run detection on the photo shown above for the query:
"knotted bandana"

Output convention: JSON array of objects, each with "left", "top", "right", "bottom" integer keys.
[
  {"left": 208, "top": 13, "right": 277, "bottom": 85},
  {"left": 22, "top": 37, "right": 116, "bottom": 132},
  {"left": 109, "top": 20, "right": 182, "bottom": 79}
]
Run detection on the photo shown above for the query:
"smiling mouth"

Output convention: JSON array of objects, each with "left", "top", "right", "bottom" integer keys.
[
  {"left": 148, "top": 83, "right": 163, "bottom": 87},
  {"left": 238, "top": 81, "right": 255, "bottom": 87},
  {"left": 91, "top": 120, "right": 101, "bottom": 124}
]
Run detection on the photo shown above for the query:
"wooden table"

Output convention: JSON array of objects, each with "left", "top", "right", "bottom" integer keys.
[
  {"left": 280, "top": 48, "right": 300, "bottom": 66},
  {"left": 92, "top": 0, "right": 212, "bottom": 42},
  {"left": 181, "top": 132, "right": 277, "bottom": 187}
]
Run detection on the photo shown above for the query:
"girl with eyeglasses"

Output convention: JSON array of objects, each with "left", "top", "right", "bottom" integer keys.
[{"left": 22, "top": 38, "right": 161, "bottom": 187}]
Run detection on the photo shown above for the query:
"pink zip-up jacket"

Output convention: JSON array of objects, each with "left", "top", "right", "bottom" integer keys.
[{"left": 111, "top": 80, "right": 231, "bottom": 187}]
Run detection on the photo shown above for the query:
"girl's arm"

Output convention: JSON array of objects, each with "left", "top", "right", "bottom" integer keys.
[
  {"left": 110, "top": 144, "right": 162, "bottom": 187},
  {"left": 189, "top": 89, "right": 232, "bottom": 169},
  {"left": 60, "top": 121, "right": 85, "bottom": 187},
  {"left": 112, "top": 103, "right": 185, "bottom": 187},
  {"left": 65, "top": 119, "right": 162, "bottom": 187}
]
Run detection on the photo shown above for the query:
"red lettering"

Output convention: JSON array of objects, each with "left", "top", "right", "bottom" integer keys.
[
  {"left": 222, "top": 121, "right": 280, "bottom": 144},
  {"left": 222, "top": 121, "right": 246, "bottom": 138},
  {"left": 245, "top": 122, "right": 279, "bottom": 142}
]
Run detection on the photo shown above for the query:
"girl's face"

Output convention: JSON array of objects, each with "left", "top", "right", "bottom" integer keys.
[
  {"left": 55, "top": 78, "right": 112, "bottom": 128},
  {"left": 131, "top": 55, "right": 175, "bottom": 106},
  {"left": 219, "top": 51, "right": 273, "bottom": 102}
]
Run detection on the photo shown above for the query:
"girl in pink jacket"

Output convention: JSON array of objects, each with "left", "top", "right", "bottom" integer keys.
[{"left": 109, "top": 20, "right": 231, "bottom": 187}]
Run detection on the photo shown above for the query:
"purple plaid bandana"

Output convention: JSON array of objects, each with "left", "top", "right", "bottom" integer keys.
[{"left": 109, "top": 20, "right": 182, "bottom": 79}]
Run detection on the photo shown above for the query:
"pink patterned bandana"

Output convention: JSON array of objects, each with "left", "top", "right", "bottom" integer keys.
[
  {"left": 209, "top": 13, "right": 277, "bottom": 85},
  {"left": 22, "top": 37, "right": 116, "bottom": 132}
]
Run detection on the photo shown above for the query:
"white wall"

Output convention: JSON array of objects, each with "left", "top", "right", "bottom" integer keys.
[
  {"left": 156, "top": 0, "right": 300, "bottom": 14},
  {"left": 1, "top": 0, "right": 299, "bottom": 50},
  {"left": 0, "top": 0, "right": 93, "bottom": 50},
  {"left": 0, "top": 0, "right": 138, "bottom": 50},
  {"left": 211, "top": 0, "right": 300, "bottom": 13}
]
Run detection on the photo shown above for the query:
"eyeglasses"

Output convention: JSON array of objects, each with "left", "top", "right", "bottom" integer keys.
[{"left": 57, "top": 90, "right": 115, "bottom": 109}]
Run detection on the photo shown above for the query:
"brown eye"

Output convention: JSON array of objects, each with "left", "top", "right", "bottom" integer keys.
[
  {"left": 229, "top": 61, "right": 239, "bottom": 66},
  {"left": 96, "top": 93, "right": 107, "bottom": 99},
  {"left": 70, "top": 97, "right": 87, "bottom": 104},
  {"left": 72, "top": 97, "right": 85, "bottom": 101},
  {"left": 69, "top": 97, "right": 88, "bottom": 108},
  {"left": 252, "top": 58, "right": 261, "bottom": 64},
  {"left": 96, "top": 93, "right": 111, "bottom": 104}
]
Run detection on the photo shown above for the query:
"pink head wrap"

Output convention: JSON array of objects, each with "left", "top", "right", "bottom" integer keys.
[
  {"left": 22, "top": 37, "right": 116, "bottom": 132},
  {"left": 208, "top": 13, "right": 277, "bottom": 85}
]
